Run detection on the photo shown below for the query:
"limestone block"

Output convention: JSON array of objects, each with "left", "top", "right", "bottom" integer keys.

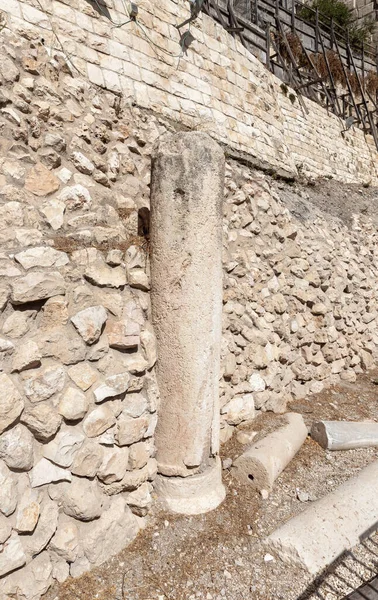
[
  {"left": 11, "top": 272, "right": 66, "bottom": 304},
  {"left": 49, "top": 516, "right": 80, "bottom": 562},
  {"left": 0, "top": 514, "right": 12, "bottom": 545},
  {"left": 43, "top": 429, "right": 85, "bottom": 468},
  {"left": 58, "top": 184, "right": 91, "bottom": 210},
  {"left": 15, "top": 247, "right": 69, "bottom": 270},
  {"left": 80, "top": 496, "right": 139, "bottom": 565},
  {"left": 58, "top": 387, "right": 89, "bottom": 421},
  {"left": 0, "top": 424, "right": 34, "bottom": 471},
  {"left": 115, "top": 413, "right": 150, "bottom": 446},
  {"left": 49, "top": 478, "right": 103, "bottom": 522},
  {"left": 40, "top": 198, "right": 65, "bottom": 230},
  {"left": 97, "top": 446, "right": 129, "bottom": 484},
  {"left": 67, "top": 362, "right": 98, "bottom": 391},
  {"left": 128, "top": 441, "right": 150, "bottom": 470},
  {"left": 71, "top": 151, "right": 95, "bottom": 175},
  {"left": 85, "top": 260, "right": 126, "bottom": 288},
  {"left": 30, "top": 458, "right": 72, "bottom": 488},
  {"left": 126, "top": 482, "right": 152, "bottom": 516},
  {"left": 21, "top": 403, "right": 62, "bottom": 442},
  {"left": 83, "top": 405, "right": 116, "bottom": 438},
  {"left": 1, "top": 550, "right": 53, "bottom": 600},
  {"left": 123, "top": 391, "right": 148, "bottom": 418},
  {"left": 0, "top": 460, "right": 17, "bottom": 517},
  {"left": 221, "top": 394, "right": 255, "bottom": 425},
  {"left": 15, "top": 485, "right": 40, "bottom": 533},
  {"left": 3, "top": 309, "right": 35, "bottom": 338},
  {"left": 71, "top": 305, "right": 107, "bottom": 345},
  {"left": 22, "top": 499, "right": 59, "bottom": 558},
  {"left": 11, "top": 339, "right": 41, "bottom": 373},
  {"left": 106, "top": 319, "right": 140, "bottom": 350},
  {"left": 24, "top": 365, "right": 65, "bottom": 403},
  {"left": 93, "top": 372, "right": 130, "bottom": 403},
  {"left": 0, "top": 532, "right": 26, "bottom": 577},
  {"left": 71, "top": 440, "right": 104, "bottom": 477},
  {"left": 25, "top": 162, "right": 60, "bottom": 196},
  {"left": 0, "top": 373, "right": 24, "bottom": 434}
]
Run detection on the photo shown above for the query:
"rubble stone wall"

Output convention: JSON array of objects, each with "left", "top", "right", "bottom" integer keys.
[
  {"left": 1, "top": 1, "right": 378, "bottom": 599},
  {"left": 1, "top": 0, "right": 378, "bottom": 184}
]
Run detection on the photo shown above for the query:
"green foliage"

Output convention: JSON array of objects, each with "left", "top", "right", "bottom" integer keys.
[{"left": 298, "top": 0, "right": 376, "bottom": 48}]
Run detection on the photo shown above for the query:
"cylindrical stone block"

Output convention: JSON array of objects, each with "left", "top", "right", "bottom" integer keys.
[
  {"left": 266, "top": 458, "right": 378, "bottom": 574},
  {"left": 231, "top": 413, "right": 308, "bottom": 493},
  {"left": 150, "top": 132, "right": 225, "bottom": 481}
]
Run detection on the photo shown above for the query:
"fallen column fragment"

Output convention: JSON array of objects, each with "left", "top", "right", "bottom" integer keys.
[
  {"left": 265, "top": 459, "right": 378, "bottom": 574},
  {"left": 231, "top": 413, "right": 308, "bottom": 494},
  {"left": 311, "top": 420, "right": 378, "bottom": 450}
]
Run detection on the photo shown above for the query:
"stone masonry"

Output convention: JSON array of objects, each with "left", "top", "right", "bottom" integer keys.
[{"left": 1, "top": 0, "right": 378, "bottom": 598}]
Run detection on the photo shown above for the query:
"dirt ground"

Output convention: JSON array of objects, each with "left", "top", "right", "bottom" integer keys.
[{"left": 44, "top": 370, "right": 378, "bottom": 600}]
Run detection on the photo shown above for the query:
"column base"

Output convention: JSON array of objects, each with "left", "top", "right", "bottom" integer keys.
[{"left": 154, "top": 457, "right": 226, "bottom": 515}]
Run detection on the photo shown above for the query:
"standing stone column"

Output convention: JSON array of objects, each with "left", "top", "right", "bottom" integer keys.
[{"left": 150, "top": 132, "right": 226, "bottom": 514}]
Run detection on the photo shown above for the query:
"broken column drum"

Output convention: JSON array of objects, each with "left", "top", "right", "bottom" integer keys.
[{"left": 150, "top": 132, "right": 226, "bottom": 514}]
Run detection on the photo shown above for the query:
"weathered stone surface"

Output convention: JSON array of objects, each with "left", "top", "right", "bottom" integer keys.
[
  {"left": 49, "top": 478, "right": 103, "bottom": 521},
  {"left": 0, "top": 461, "right": 17, "bottom": 516},
  {"left": 98, "top": 447, "right": 129, "bottom": 484},
  {"left": 67, "top": 362, "right": 97, "bottom": 391},
  {"left": 106, "top": 319, "right": 140, "bottom": 350},
  {"left": 25, "top": 162, "right": 60, "bottom": 197},
  {"left": 70, "top": 555, "right": 91, "bottom": 579},
  {"left": 126, "top": 481, "right": 152, "bottom": 516},
  {"left": 0, "top": 532, "right": 26, "bottom": 577},
  {"left": 49, "top": 516, "right": 80, "bottom": 562},
  {"left": 221, "top": 394, "right": 255, "bottom": 426},
  {"left": 11, "top": 340, "right": 41, "bottom": 373},
  {"left": 0, "top": 514, "right": 12, "bottom": 544},
  {"left": 128, "top": 441, "right": 150, "bottom": 470},
  {"left": 116, "top": 413, "right": 150, "bottom": 446},
  {"left": 83, "top": 405, "right": 116, "bottom": 438},
  {"left": 123, "top": 391, "right": 148, "bottom": 418},
  {"left": 2, "top": 309, "right": 35, "bottom": 338},
  {"left": 23, "top": 499, "right": 59, "bottom": 558},
  {"left": 0, "top": 424, "right": 34, "bottom": 471},
  {"left": 24, "top": 365, "right": 65, "bottom": 403},
  {"left": 72, "top": 151, "right": 95, "bottom": 174},
  {"left": 11, "top": 271, "right": 65, "bottom": 304},
  {"left": 85, "top": 261, "right": 126, "bottom": 288},
  {"left": 1, "top": 551, "right": 53, "bottom": 600},
  {"left": 15, "top": 486, "right": 40, "bottom": 533},
  {"left": 50, "top": 553, "right": 70, "bottom": 584},
  {"left": 15, "top": 247, "right": 69, "bottom": 270},
  {"left": 140, "top": 324, "right": 157, "bottom": 368},
  {"left": 38, "top": 328, "right": 86, "bottom": 365},
  {"left": 58, "top": 387, "right": 88, "bottom": 421},
  {"left": 21, "top": 403, "right": 62, "bottom": 442},
  {"left": 30, "top": 458, "right": 72, "bottom": 488},
  {"left": 80, "top": 496, "right": 139, "bottom": 565},
  {"left": 93, "top": 372, "right": 130, "bottom": 403},
  {"left": 41, "top": 198, "right": 65, "bottom": 230},
  {"left": 71, "top": 305, "right": 107, "bottom": 345},
  {"left": 71, "top": 440, "right": 103, "bottom": 478},
  {"left": 59, "top": 184, "right": 91, "bottom": 210},
  {"left": 0, "top": 373, "right": 24, "bottom": 435},
  {"left": 43, "top": 429, "right": 85, "bottom": 468}
]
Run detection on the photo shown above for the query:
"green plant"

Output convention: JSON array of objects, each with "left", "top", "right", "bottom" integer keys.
[{"left": 298, "top": 0, "right": 376, "bottom": 49}]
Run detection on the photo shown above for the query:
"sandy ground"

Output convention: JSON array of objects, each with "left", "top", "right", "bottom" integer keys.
[{"left": 44, "top": 370, "right": 378, "bottom": 600}]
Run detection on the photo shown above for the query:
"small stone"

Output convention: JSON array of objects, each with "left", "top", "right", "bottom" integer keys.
[
  {"left": 2, "top": 310, "right": 35, "bottom": 338},
  {"left": 49, "top": 516, "right": 80, "bottom": 562},
  {"left": 106, "top": 249, "right": 123, "bottom": 266},
  {"left": 58, "top": 387, "right": 89, "bottom": 421},
  {"left": 128, "top": 268, "right": 150, "bottom": 291},
  {"left": 0, "top": 424, "right": 34, "bottom": 471},
  {"left": 236, "top": 430, "right": 257, "bottom": 445},
  {"left": 98, "top": 446, "right": 129, "bottom": 484},
  {"left": 1, "top": 550, "right": 52, "bottom": 599},
  {"left": 30, "top": 458, "right": 72, "bottom": 488},
  {"left": 80, "top": 496, "right": 138, "bottom": 565},
  {"left": 106, "top": 320, "right": 140, "bottom": 350},
  {"left": 43, "top": 429, "right": 85, "bottom": 468},
  {"left": 22, "top": 499, "right": 59, "bottom": 558},
  {"left": 67, "top": 362, "right": 98, "bottom": 391},
  {"left": 249, "top": 373, "right": 266, "bottom": 392},
  {"left": 70, "top": 555, "right": 91, "bottom": 578},
  {"left": 11, "top": 271, "right": 65, "bottom": 304},
  {"left": 140, "top": 324, "right": 157, "bottom": 369},
  {"left": 21, "top": 403, "right": 62, "bottom": 442},
  {"left": 49, "top": 478, "right": 103, "bottom": 522},
  {"left": 15, "top": 486, "right": 40, "bottom": 533},
  {"left": 71, "top": 440, "right": 103, "bottom": 478},
  {"left": 0, "top": 514, "right": 12, "bottom": 544},
  {"left": 59, "top": 184, "right": 91, "bottom": 210},
  {"left": 25, "top": 162, "right": 60, "bottom": 196},
  {"left": 15, "top": 247, "right": 69, "bottom": 270},
  {"left": 85, "top": 261, "right": 126, "bottom": 288},
  {"left": 296, "top": 489, "right": 310, "bottom": 503},
  {"left": 71, "top": 305, "right": 107, "bottom": 345},
  {"left": 41, "top": 198, "right": 65, "bottom": 230},
  {"left": 0, "top": 533, "right": 26, "bottom": 577},
  {"left": 83, "top": 405, "right": 116, "bottom": 438},
  {"left": 24, "top": 365, "right": 65, "bottom": 403},
  {"left": 93, "top": 372, "right": 130, "bottom": 403},
  {"left": 72, "top": 151, "right": 95, "bottom": 174},
  {"left": 128, "top": 441, "right": 149, "bottom": 470},
  {"left": 123, "top": 391, "right": 148, "bottom": 418},
  {"left": 45, "top": 132, "right": 66, "bottom": 153},
  {"left": 0, "top": 373, "right": 24, "bottom": 434},
  {"left": 222, "top": 458, "right": 233, "bottom": 470},
  {"left": 126, "top": 482, "right": 152, "bottom": 516},
  {"left": 221, "top": 394, "right": 255, "bottom": 426},
  {"left": 116, "top": 413, "right": 150, "bottom": 446},
  {"left": 264, "top": 553, "right": 275, "bottom": 563},
  {"left": 0, "top": 460, "right": 17, "bottom": 516},
  {"left": 11, "top": 339, "right": 41, "bottom": 372}
]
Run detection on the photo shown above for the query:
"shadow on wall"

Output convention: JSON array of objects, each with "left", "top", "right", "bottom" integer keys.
[
  {"left": 296, "top": 530, "right": 378, "bottom": 600},
  {"left": 84, "top": 0, "right": 112, "bottom": 20}
]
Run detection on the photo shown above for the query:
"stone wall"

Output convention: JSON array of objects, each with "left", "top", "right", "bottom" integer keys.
[
  {"left": 0, "top": 31, "right": 161, "bottom": 599},
  {"left": 219, "top": 163, "right": 378, "bottom": 440},
  {"left": 1, "top": 0, "right": 378, "bottom": 184}
]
